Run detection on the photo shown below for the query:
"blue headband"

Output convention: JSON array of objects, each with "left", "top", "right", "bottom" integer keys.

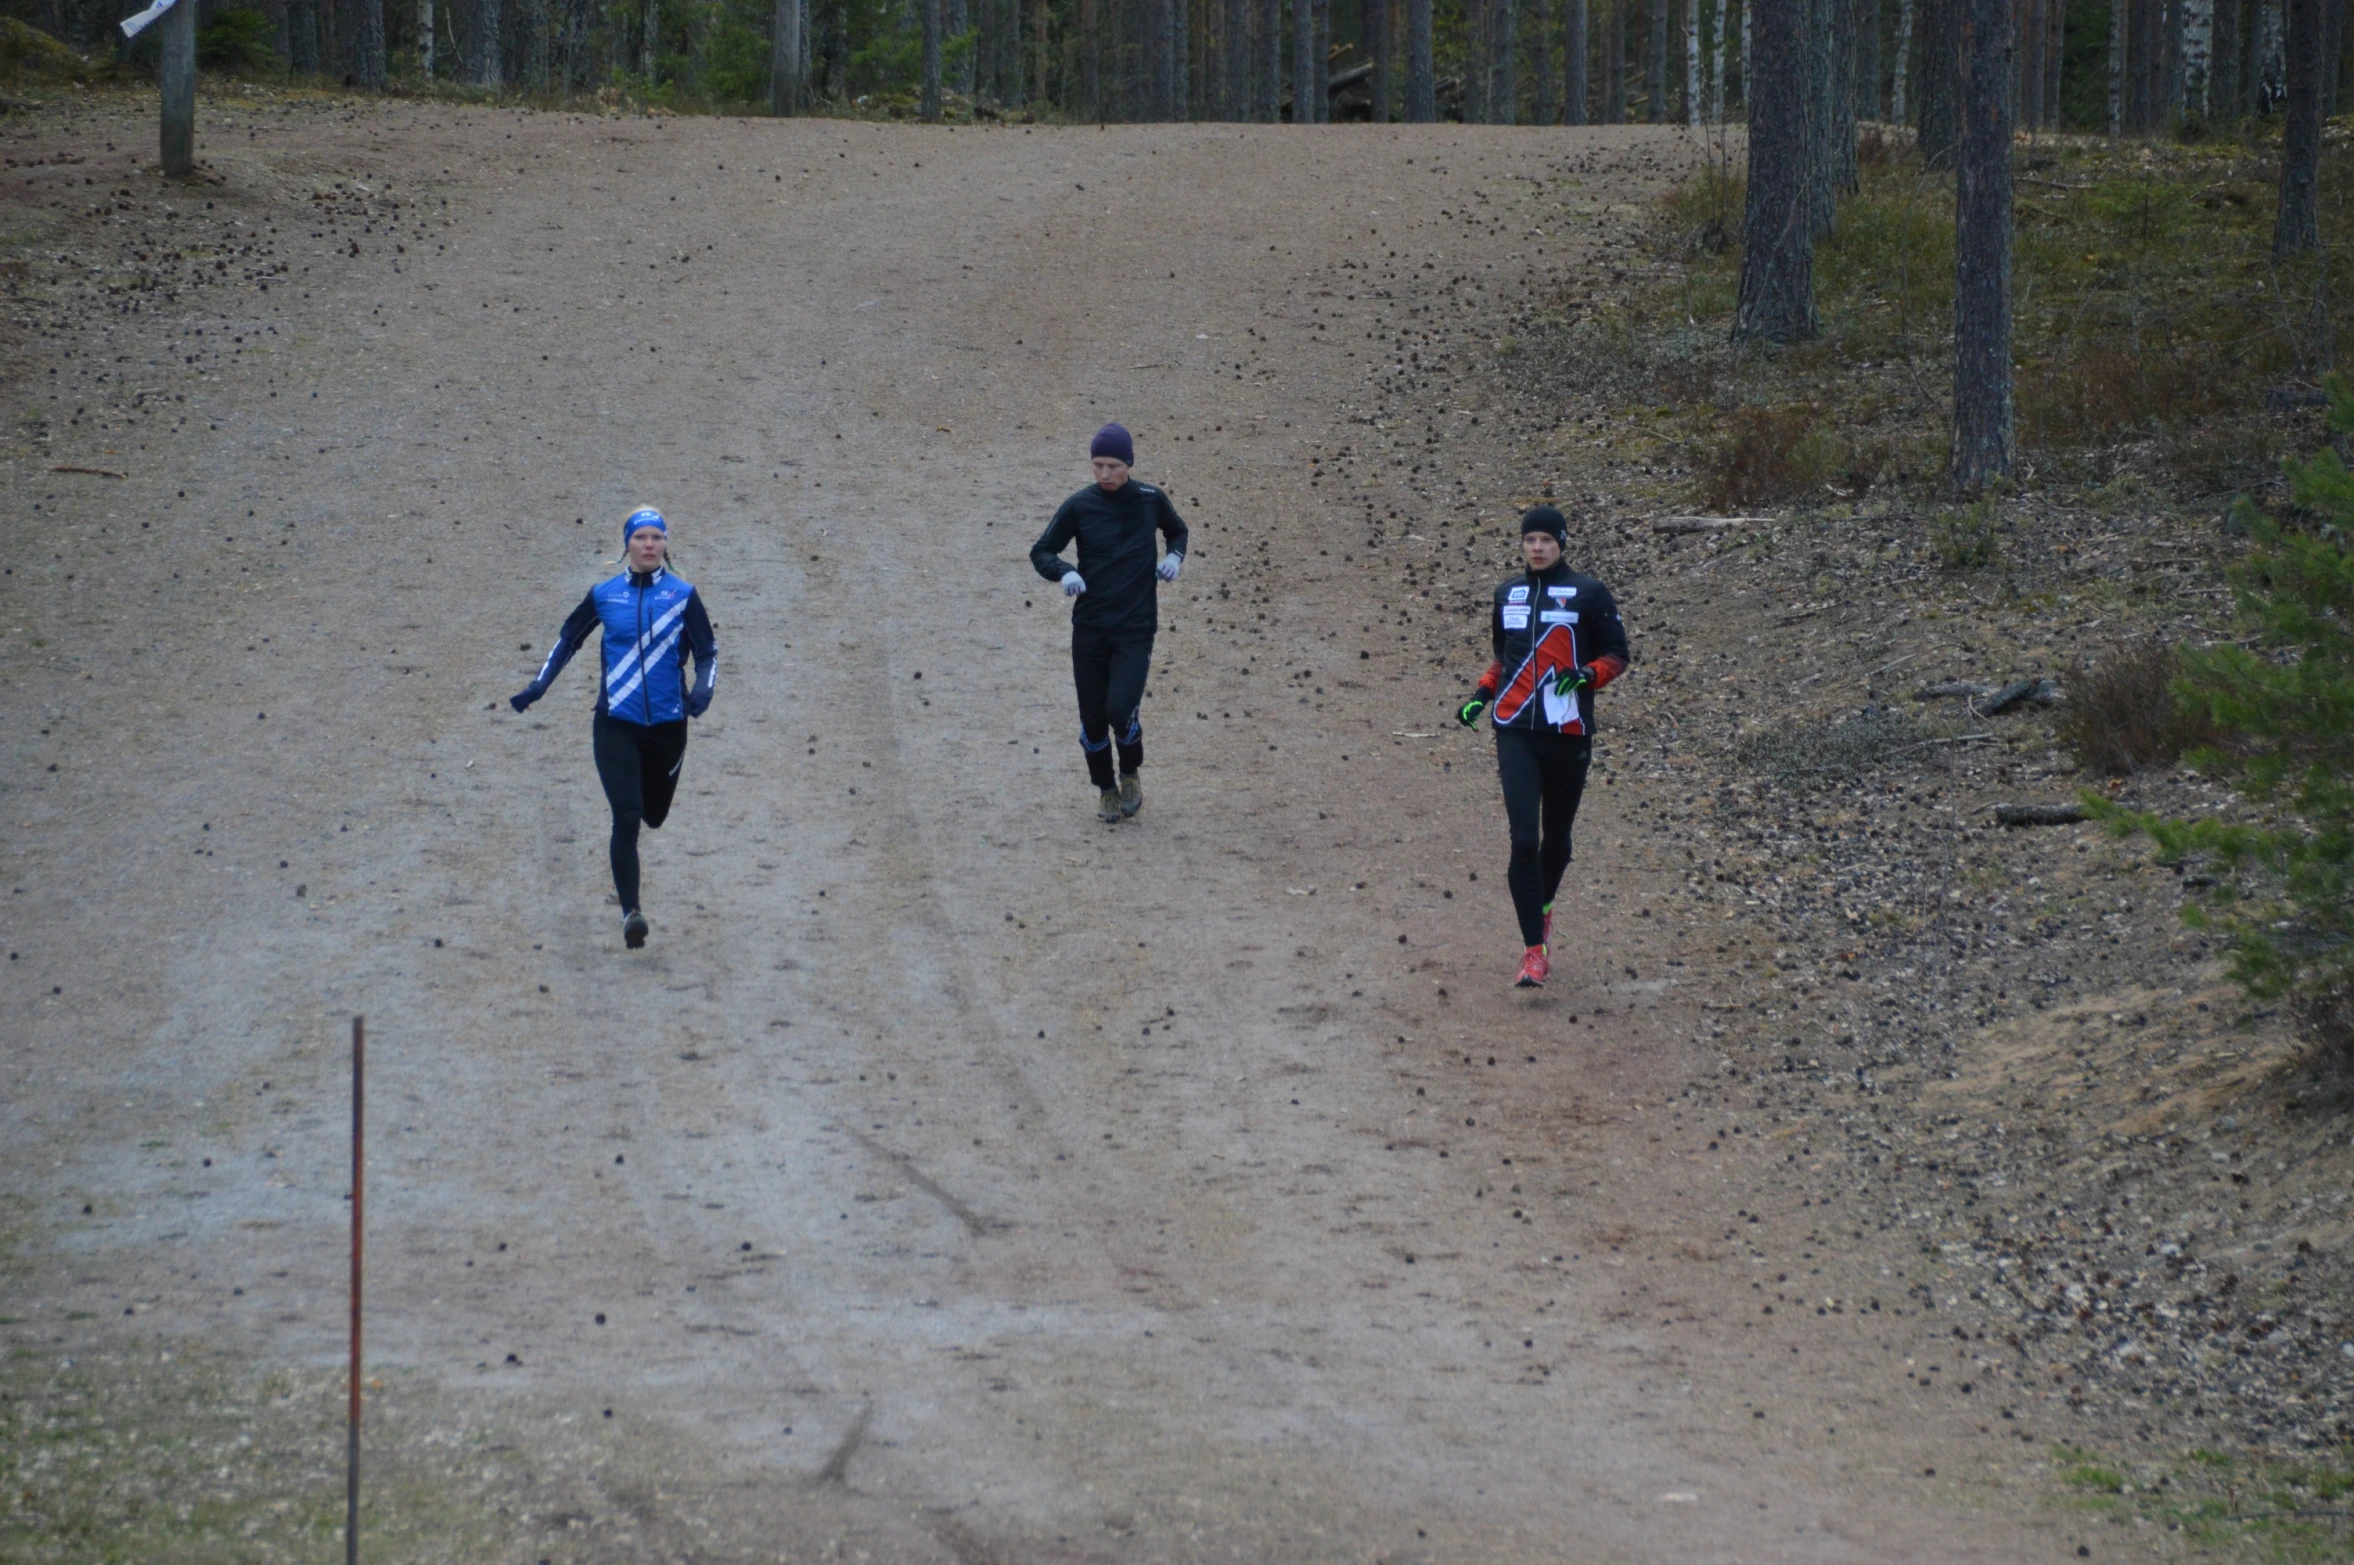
[{"left": 623, "top": 507, "right": 667, "bottom": 544}]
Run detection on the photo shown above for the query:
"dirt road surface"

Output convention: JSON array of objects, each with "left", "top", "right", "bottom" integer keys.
[{"left": 4, "top": 101, "right": 2081, "bottom": 1561}]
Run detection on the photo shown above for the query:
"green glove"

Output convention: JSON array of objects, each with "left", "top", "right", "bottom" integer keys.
[
  {"left": 1456, "top": 695, "right": 1489, "bottom": 727},
  {"left": 1551, "top": 664, "right": 1596, "bottom": 697}
]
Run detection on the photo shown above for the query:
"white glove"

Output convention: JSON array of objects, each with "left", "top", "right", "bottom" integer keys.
[
  {"left": 1156, "top": 553, "right": 1183, "bottom": 582},
  {"left": 1061, "top": 571, "right": 1086, "bottom": 597}
]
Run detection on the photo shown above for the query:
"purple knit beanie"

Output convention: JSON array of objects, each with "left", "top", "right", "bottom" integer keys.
[{"left": 1089, "top": 423, "right": 1135, "bottom": 466}]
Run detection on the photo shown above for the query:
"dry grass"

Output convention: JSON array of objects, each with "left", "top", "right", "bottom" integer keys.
[{"left": 2057, "top": 639, "right": 2220, "bottom": 775}]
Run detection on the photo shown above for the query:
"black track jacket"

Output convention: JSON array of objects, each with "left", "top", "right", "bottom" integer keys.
[
  {"left": 1472, "top": 560, "right": 1630, "bottom": 735},
  {"left": 1029, "top": 478, "right": 1189, "bottom": 638}
]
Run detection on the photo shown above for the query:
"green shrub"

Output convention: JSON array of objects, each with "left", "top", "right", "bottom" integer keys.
[
  {"left": 197, "top": 6, "right": 281, "bottom": 73},
  {"left": 1929, "top": 500, "right": 2001, "bottom": 569},
  {"left": 2096, "top": 375, "right": 2354, "bottom": 1056}
]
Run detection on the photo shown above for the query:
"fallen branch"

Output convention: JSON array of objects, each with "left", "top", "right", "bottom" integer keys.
[
  {"left": 1972, "top": 677, "right": 2046, "bottom": 717},
  {"left": 1654, "top": 515, "right": 1769, "bottom": 534},
  {"left": 50, "top": 464, "right": 127, "bottom": 478},
  {"left": 1888, "top": 731, "right": 1998, "bottom": 755},
  {"left": 1992, "top": 802, "right": 2086, "bottom": 827}
]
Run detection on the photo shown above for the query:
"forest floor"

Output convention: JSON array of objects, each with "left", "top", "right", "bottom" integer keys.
[{"left": 1, "top": 84, "right": 2348, "bottom": 1563}]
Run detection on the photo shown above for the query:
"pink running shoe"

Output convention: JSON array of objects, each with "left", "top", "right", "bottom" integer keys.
[{"left": 1515, "top": 945, "right": 1550, "bottom": 989}]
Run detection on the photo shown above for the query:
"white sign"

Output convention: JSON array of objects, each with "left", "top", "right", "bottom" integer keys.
[{"left": 119, "top": 0, "right": 181, "bottom": 40}]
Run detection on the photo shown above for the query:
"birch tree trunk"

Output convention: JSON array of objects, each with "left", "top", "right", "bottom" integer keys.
[
  {"left": 1684, "top": 0, "right": 1700, "bottom": 118},
  {"left": 1711, "top": 0, "right": 1727, "bottom": 116},
  {"left": 1951, "top": 0, "right": 2015, "bottom": 488},
  {"left": 1741, "top": 0, "right": 1752, "bottom": 106},
  {"left": 770, "top": 0, "right": 800, "bottom": 108},
  {"left": 419, "top": 0, "right": 434, "bottom": 73},
  {"left": 639, "top": 0, "right": 656, "bottom": 78},
  {"left": 2184, "top": 0, "right": 2213, "bottom": 114},
  {"left": 1734, "top": 0, "right": 1818, "bottom": 340},
  {"left": 1405, "top": 0, "right": 1433, "bottom": 114},
  {"left": 1566, "top": 0, "right": 1589, "bottom": 117},
  {"left": 1891, "top": 0, "right": 1911, "bottom": 119},
  {"left": 2276, "top": 0, "right": 2322, "bottom": 253}
]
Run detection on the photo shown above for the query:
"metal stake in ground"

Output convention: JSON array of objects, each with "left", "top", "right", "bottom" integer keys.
[
  {"left": 118, "top": 0, "right": 196, "bottom": 178},
  {"left": 348, "top": 1015, "right": 364, "bottom": 1565}
]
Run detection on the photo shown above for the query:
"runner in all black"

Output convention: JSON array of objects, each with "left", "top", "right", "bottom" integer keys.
[
  {"left": 1029, "top": 424, "right": 1189, "bottom": 824},
  {"left": 1454, "top": 505, "right": 1630, "bottom": 988},
  {"left": 510, "top": 508, "right": 718, "bottom": 949}
]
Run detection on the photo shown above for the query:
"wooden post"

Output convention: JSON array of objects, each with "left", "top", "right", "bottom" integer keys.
[
  {"left": 160, "top": 0, "right": 194, "bottom": 177},
  {"left": 346, "top": 1016, "right": 365, "bottom": 1565}
]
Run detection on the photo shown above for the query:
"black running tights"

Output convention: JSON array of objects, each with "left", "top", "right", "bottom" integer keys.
[
  {"left": 592, "top": 712, "right": 688, "bottom": 915},
  {"left": 1072, "top": 628, "right": 1152, "bottom": 791},
  {"left": 1495, "top": 727, "right": 1591, "bottom": 948}
]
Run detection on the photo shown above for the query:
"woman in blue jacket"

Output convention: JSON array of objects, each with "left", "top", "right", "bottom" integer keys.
[{"left": 511, "top": 508, "right": 718, "bottom": 949}]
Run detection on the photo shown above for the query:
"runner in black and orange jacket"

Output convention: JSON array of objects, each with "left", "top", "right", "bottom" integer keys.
[{"left": 1454, "top": 505, "right": 1630, "bottom": 989}]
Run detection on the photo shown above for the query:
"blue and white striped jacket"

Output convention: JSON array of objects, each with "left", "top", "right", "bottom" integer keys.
[{"left": 510, "top": 566, "right": 717, "bottom": 725}]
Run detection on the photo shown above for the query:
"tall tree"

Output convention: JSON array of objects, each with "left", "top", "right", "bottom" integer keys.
[
  {"left": 1405, "top": 0, "right": 1434, "bottom": 114},
  {"left": 1734, "top": 0, "right": 1818, "bottom": 340},
  {"left": 1294, "top": 0, "right": 1313, "bottom": 116},
  {"left": 1826, "top": 0, "right": 1856, "bottom": 189},
  {"left": 418, "top": 0, "right": 434, "bottom": 74},
  {"left": 922, "top": 0, "right": 942, "bottom": 116},
  {"left": 475, "top": 0, "right": 500, "bottom": 83},
  {"left": 1711, "top": 0, "right": 1728, "bottom": 116},
  {"left": 354, "top": 0, "right": 385, "bottom": 82},
  {"left": 1494, "top": 0, "right": 1519, "bottom": 117},
  {"left": 1367, "top": 0, "right": 1390, "bottom": 117},
  {"left": 1565, "top": 0, "right": 1589, "bottom": 118},
  {"left": 1950, "top": 0, "right": 2015, "bottom": 487},
  {"left": 2213, "top": 0, "right": 2241, "bottom": 115},
  {"left": 1647, "top": 0, "right": 1669, "bottom": 114},
  {"left": 1890, "top": 0, "right": 1911, "bottom": 119},
  {"left": 1683, "top": 0, "right": 1698, "bottom": 119},
  {"left": 1084, "top": 0, "right": 1101, "bottom": 114},
  {"left": 2277, "top": 0, "right": 2323, "bottom": 254},
  {"left": 1608, "top": 0, "right": 1628, "bottom": 115},
  {"left": 1262, "top": 0, "right": 1282, "bottom": 115},
  {"left": 1532, "top": 0, "right": 1555, "bottom": 118},
  {"left": 1916, "top": 0, "right": 1958, "bottom": 166},
  {"left": 770, "top": 0, "right": 802, "bottom": 108}
]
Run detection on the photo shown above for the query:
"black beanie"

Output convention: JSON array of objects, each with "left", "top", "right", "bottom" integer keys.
[{"left": 1520, "top": 504, "right": 1568, "bottom": 545}]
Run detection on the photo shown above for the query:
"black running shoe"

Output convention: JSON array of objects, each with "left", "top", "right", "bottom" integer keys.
[
  {"left": 1119, "top": 773, "right": 1142, "bottom": 817},
  {"left": 623, "top": 909, "right": 650, "bottom": 949}
]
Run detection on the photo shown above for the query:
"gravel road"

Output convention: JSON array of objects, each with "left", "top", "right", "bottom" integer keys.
[{"left": 2, "top": 99, "right": 2077, "bottom": 1561}]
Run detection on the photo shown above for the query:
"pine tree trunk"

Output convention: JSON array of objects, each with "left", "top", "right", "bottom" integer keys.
[
  {"left": 2321, "top": 0, "right": 2340, "bottom": 111},
  {"left": 1405, "top": 0, "right": 1434, "bottom": 113},
  {"left": 1533, "top": 0, "right": 1555, "bottom": 118},
  {"left": 2044, "top": 0, "right": 2062, "bottom": 121},
  {"left": 1293, "top": 0, "right": 1312, "bottom": 117},
  {"left": 1807, "top": 0, "right": 1837, "bottom": 228},
  {"left": 1855, "top": 0, "right": 1878, "bottom": 117},
  {"left": 2020, "top": 0, "right": 2042, "bottom": 126},
  {"left": 2213, "top": 0, "right": 2240, "bottom": 113},
  {"left": 1648, "top": 0, "right": 1669, "bottom": 114},
  {"left": 1315, "top": 0, "right": 1331, "bottom": 117},
  {"left": 1735, "top": 0, "right": 1819, "bottom": 340},
  {"left": 770, "top": 0, "right": 800, "bottom": 108},
  {"left": 1827, "top": 0, "right": 1855, "bottom": 185},
  {"left": 1566, "top": 0, "right": 1589, "bottom": 116},
  {"left": 1494, "top": 0, "right": 1518, "bottom": 118},
  {"left": 354, "top": 0, "right": 385, "bottom": 82},
  {"left": 1917, "top": 0, "right": 1959, "bottom": 166},
  {"left": 476, "top": 0, "right": 500, "bottom": 83},
  {"left": 1891, "top": 0, "right": 1911, "bottom": 119},
  {"left": 1369, "top": 0, "right": 1390, "bottom": 117},
  {"left": 922, "top": 0, "right": 942, "bottom": 115},
  {"left": 1951, "top": 0, "right": 2015, "bottom": 488},
  {"left": 2277, "top": 0, "right": 2322, "bottom": 252},
  {"left": 1608, "top": 0, "right": 1628, "bottom": 116}
]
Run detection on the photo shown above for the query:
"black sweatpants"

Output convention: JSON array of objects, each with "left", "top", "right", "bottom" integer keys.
[
  {"left": 1072, "top": 626, "right": 1152, "bottom": 791},
  {"left": 1495, "top": 726, "right": 1592, "bottom": 949},
  {"left": 592, "top": 712, "right": 688, "bottom": 915}
]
